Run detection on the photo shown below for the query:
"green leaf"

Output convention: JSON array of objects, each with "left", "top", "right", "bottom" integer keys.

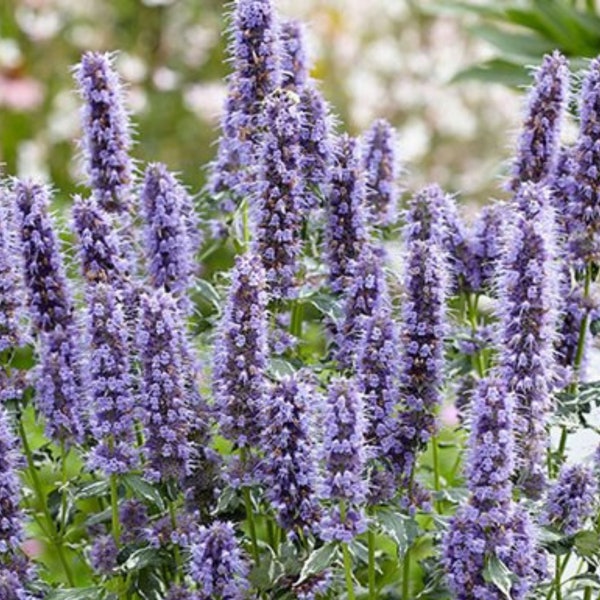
[
  {"left": 46, "top": 588, "right": 103, "bottom": 600},
  {"left": 297, "top": 543, "right": 339, "bottom": 583},
  {"left": 376, "top": 509, "right": 419, "bottom": 559},
  {"left": 121, "top": 547, "right": 166, "bottom": 573},
  {"left": 194, "top": 279, "right": 222, "bottom": 313},
  {"left": 249, "top": 548, "right": 285, "bottom": 590},
  {"left": 452, "top": 59, "right": 531, "bottom": 87},
  {"left": 123, "top": 474, "right": 165, "bottom": 510},
  {"left": 305, "top": 292, "right": 342, "bottom": 322},
  {"left": 468, "top": 24, "right": 556, "bottom": 60},
  {"left": 483, "top": 555, "right": 515, "bottom": 599},
  {"left": 574, "top": 530, "right": 600, "bottom": 557},
  {"left": 74, "top": 480, "right": 110, "bottom": 500}
]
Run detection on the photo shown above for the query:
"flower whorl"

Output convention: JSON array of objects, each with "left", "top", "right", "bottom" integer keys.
[{"left": 280, "top": 20, "right": 309, "bottom": 91}]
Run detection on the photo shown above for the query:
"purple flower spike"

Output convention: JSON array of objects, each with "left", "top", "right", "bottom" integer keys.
[
  {"left": 89, "top": 535, "right": 118, "bottom": 575},
  {"left": 141, "top": 163, "right": 196, "bottom": 301},
  {"left": 319, "top": 377, "right": 368, "bottom": 543},
  {"left": 252, "top": 90, "right": 305, "bottom": 299},
  {"left": 325, "top": 135, "right": 369, "bottom": 293},
  {"left": 361, "top": 119, "right": 399, "bottom": 226},
  {"left": 72, "top": 195, "right": 128, "bottom": 286},
  {"left": 299, "top": 84, "right": 334, "bottom": 209},
  {"left": 86, "top": 284, "right": 138, "bottom": 476},
  {"left": 260, "top": 376, "right": 320, "bottom": 535},
  {"left": 208, "top": 0, "right": 280, "bottom": 199},
  {"left": 189, "top": 521, "right": 249, "bottom": 600},
  {"left": 508, "top": 51, "right": 569, "bottom": 192},
  {"left": 566, "top": 58, "right": 600, "bottom": 268},
  {"left": 542, "top": 464, "right": 597, "bottom": 535},
  {"left": 38, "top": 325, "right": 85, "bottom": 444},
  {"left": 0, "top": 405, "right": 32, "bottom": 592},
  {"left": 213, "top": 253, "right": 268, "bottom": 453},
  {"left": 443, "top": 378, "right": 543, "bottom": 600},
  {"left": 335, "top": 244, "right": 385, "bottom": 370},
  {"left": 497, "top": 183, "right": 559, "bottom": 498},
  {"left": 13, "top": 181, "right": 74, "bottom": 333},
  {"left": 74, "top": 51, "right": 133, "bottom": 214},
  {"left": 356, "top": 299, "right": 400, "bottom": 504},
  {"left": 0, "top": 192, "right": 26, "bottom": 351},
  {"left": 138, "top": 289, "right": 194, "bottom": 483},
  {"left": 470, "top": 202, "right": 506, "bottom": 294},
  {"left": 393, "top": 185, "right": 449, "bottom": 483},
  {"left": 280, "top": 20, "right": 309, "bottom": 91}
]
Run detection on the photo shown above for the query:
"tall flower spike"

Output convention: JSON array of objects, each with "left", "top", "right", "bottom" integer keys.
[
  {"left": 252, "top": 90, "right": 304, "bottom": 300},
  {"left": 508, "top": 51, "right": 569, "bottom": 192},
  {"left": 280, "top": 20, "right": 309, "bottom": 91},
  {"left": 470, "top": 202, "right": 506, "bottom": 294},
  {"left": 299, "top": 84, "right": 334, "bottom": 210},
  {"left": 393, "top": 185, "right": 449, "bottom": 485},
  {"left": 141, "top": 163, "right": 196, "bottom": 301},
  {"left": 356, "top": 298, "right": 400, "bottom": 504},
  {"left": 13, "top": 181, "right": 74, "bottom": 333},
  {"left": 260, "top": 376, "right": 320, "bottom": 535},
  {"left": 208, "top": 0, "right": 280, "bottom": 199},
  {"left": 213, "top": 253, "right": 268, "bottom": 452},
  {"left": 74, "top": 51, "right": 134, "bottom": 214},
  {"left": 542, "top": 464, "right": 597, "bottom": 535},
  {"left": 0, "top": 405, "right": 33, "bottom": 596},
  {"left": 319, "top": 377, "right": 368, "bottom": 543},
  {"left": 566, "top": 58, "right": 600, "bottom": 269},
  {"left": 0, "top": 191, "right": 26, "bottom": 350},
  {"left": 86, "top": 284, "right": 138, "bottom": 475},
  {"left": 497, "top": 182, "right": 559, "bottom": 498},
  {"left": 189, "top": 521, "right": 249, "bottom": 600},
  {"left": 138, "top": 289, "right": 194, "bottom": 483},
  {"left": 325, "top": 134, "right": 369, "bottom": 293},
  {"left": 335, "top": 244, "right": 385, "bottom": 370},
  {"left": 72, "top": 194, "right": 127, "bottom": 287},
  {"left": 443, "top": 377, "right": 542, "bottom": 600},
  {"left": 361, "top": 119, "right": 399, "bottom": 226}
]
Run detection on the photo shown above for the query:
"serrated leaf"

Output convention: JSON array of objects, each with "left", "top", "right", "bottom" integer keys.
[
  {"left": 123, "top": 474, "right": 165, "bottom": 510},
  {"left": 483, "top": 555, "right": 514, "bottom": 599},
  {"left": 376, "top": 509, "right": 419, "bottom": 558},
  {"left": 297, "top": 543, "right": 339, "bottom": 583}
]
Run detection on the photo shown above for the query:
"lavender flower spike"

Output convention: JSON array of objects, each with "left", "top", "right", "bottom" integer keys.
[
  {"left": 213, "top": 253, "right": 268, "bottom": 452},
  {"left": 260, "top": 376, "right": 320, "bottom": 535},
  {"left": 138, "top": 289, "right": 194, "bottom": 483},
  {"left": 393, "top": 185, "right": 449, "bottom": 485},
  {"left": 443, "top": 377, "right": 543, "bottom": 600},
  {"left": 74, "top": 51, "right": 134, "bottom": 214},
  {"left": 280, "top": 20, "right": 309, "bottom": 91},
  {"left": 319, "top": 377, "right": 368, "bottom": 543},
  {"left": 189, "top": 521, "right": 249, "bottom": 600},
  {"left": 208, "top": 0, "right": 280, "bottom": 198},
  {"left": 497, "top": 182, "right": 559, "bottom": 498},
  {"left": 13, "top": 181, "right": 74, "bottom": 333},
  {"left": 325, "top": 135, "right": 369, "bottom": 293},
  {"left": 86, "top": 284, "right": 138, "bottom": 475},
  {"left": 508, "top": 51, "right": 569, "bottom": 192},
  {"left": 0, "top": 404, "right": 33, "bottom": 595},
  {"left": 361, "top": 119, "right": 400, "bottom": 226},
  {"left": 252, "top": 90, "right": 305, "bottom": 300},
  {"left": 0, "top": 191, "right": 26, "bottom": 350},
  {"left": 335, "top": 244, "right": 385, "bottom": 370},
  {"left": 542, "top": 464, "right": 597, "bottom": 535},
  {"left": 141, "top": 163, "right": 196, "bottom": 300},
  {"left": 72, "top": 194, "right": 127, "bottom": 286}
]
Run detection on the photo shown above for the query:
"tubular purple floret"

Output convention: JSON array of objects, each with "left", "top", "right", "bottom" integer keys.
[
  {"left": 470, "top": 202, "right": 506, "bottom": 294},
  {"left": 280, "top": 20, "right": 309, "bottom": 91},
  {"left": 508, "top": 51, "right": 569, "bottom": 192},
  {"left": 74, "top": 51, "right": 134, "bottom": 214},
  {"left": 496, "top": 182, "right": 560, "bottom": 498}
]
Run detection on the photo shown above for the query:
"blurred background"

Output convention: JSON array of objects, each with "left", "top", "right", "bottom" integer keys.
[{"left": 2, "top": 0, "right": 600, "bottom": 210}]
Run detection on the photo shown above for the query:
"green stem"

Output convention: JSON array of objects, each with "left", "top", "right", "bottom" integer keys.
[
  {"left": 339, "top": 502, "right": 355, "bottom": 600},
  {"left": 242, "top": 199, "right": 250, "bottom": 249},
  {"left": 59, "top": 441, "right": 69, "bottom": 533},
  {"left": 368, "top": 527, "right": 376, "bottom": 600},
  {"left": 18, "top": 420, "right": 74, "bottom": 586},
  {"left": 110, "top": 474, "right": 121, "bottom": 545},
  {"left": 169, "top": 500, "right": 183, "bottom": 583},
  {"left": 402, "top": 545, "right": 411, "bottom": 600},
  {"left": 465, "top": 293, "right": 485, "bottom": 377},
  {"left": 243, "top": 486, "right": 260, "bottom": 565},
  {"left": 290, "top": 300, "right": 304, "bottom": 339},
  {"left": 432, "top": 435, "right": 441, "bottom": 512},
  {"left": 555, "top": 555, "right": 563, "bottom": 600}
]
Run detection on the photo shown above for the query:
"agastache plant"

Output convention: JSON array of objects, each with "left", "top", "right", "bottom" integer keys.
[
  {"left": 443, "top": 377, "right": 542, "bottom": 599},
  {"left": 361, "top": 119, "right": 399, "bottom": 226},
  {"left": 470, "top": 202, "right": 505, "bottom": 294},
  {"left": 508, "top": 51, "right": 569, "bottom": 192},
  {"left": 74, "top": 51, "right": 134, "bottom": 215},
  {"left": 259, "top": 376, "right": 320, "bottom": 535},
  {"left": 280, "top": 20, "right": 309, "bottom": 91},
  {"left": 252, "top": 90, "right": 305, "bottom": 299},
  {"left": 208, "top": 0, "right": 280, "bottom": 199},
  {"left": 138, "top": 289, "right": 194, "bottom": 483},
  {"left": 325, "top": 134, "right": 369, "bottom": 293},
  {"left": 497, "top": 182, "right": 559, "bottom": 498}
]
